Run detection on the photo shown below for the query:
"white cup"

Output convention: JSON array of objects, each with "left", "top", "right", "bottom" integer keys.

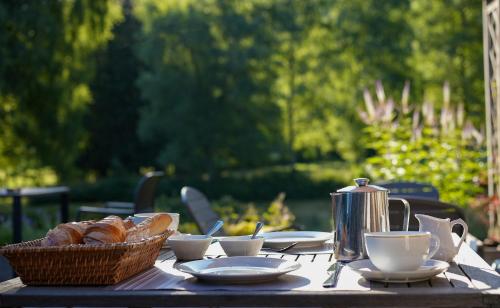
[
  {"left": 132, "top": 212, "right": 179, "bottom": 231},
  {"left": 219, "top": 236, "right": 264, "bottom": 256},
  {"left": 168, "top": 235, "right": 212, "bottom": 260},
  {"left": 364, "top": 231, "right": 440, "bottom": 272}
]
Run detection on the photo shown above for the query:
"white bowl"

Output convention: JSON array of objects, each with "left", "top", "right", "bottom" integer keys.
[
  {"left": 219, "top": 236, "right": 264, "bottom": 257},
  {"left": 133, "top": 212, "right": 180, "bottom": 231},
  {"left": 168, "top": 235, "right": 212, "bottom": 260}
]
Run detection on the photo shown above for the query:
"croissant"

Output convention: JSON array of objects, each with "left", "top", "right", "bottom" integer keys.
[
  {"left": 41, "top": 221, "right": 94, "bottom": 246},
  {"left": 83, "top": 215, "right": 126, "bottom": 244},
  {"left": 126, "top": 213, "right": 172, "bottom": 242}
]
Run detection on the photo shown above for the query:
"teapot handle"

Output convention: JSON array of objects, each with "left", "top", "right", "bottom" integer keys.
[
  {"left": 426, "top": 234, "right": 441, "bottom": 260},
  {"left": 450, "top": 218, "right": 468, "bottom": 252},
  {"left": 388, "top": 197, "right": 410, "bottom": 231}
]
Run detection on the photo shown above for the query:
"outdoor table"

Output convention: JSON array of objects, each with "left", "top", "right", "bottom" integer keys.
[
  {"left": 0, "top": 187, "right": 70, "bottom": 243},
  {"left": 0, "top": 234, "right": 499, "bottom": 308}
]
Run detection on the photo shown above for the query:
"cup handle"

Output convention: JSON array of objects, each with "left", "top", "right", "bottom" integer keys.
[
  {"left": 427, "top": 234, "right": 441, "bottom": 260},
  {"left": 450, "top": 218, "right": 468, "bottom": 252},
  {"left": 388, "top": 197, "right": 410, "bottom": 231}
]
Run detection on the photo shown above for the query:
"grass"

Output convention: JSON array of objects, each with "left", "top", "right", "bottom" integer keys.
[
  {"left": 285, "top": 199, "right": 333, "bottom": 231},
  {"left": 223, "top": 161, "right": 356, "bottom": 183}
]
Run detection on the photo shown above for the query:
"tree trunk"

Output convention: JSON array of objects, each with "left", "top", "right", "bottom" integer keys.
[{"left": 287, "top": 41, "right": 296, "bottom": 170}]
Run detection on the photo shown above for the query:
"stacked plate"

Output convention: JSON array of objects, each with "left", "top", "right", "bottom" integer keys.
[{"left": 261, "top": 231, "right": 333, "bottom": 249}]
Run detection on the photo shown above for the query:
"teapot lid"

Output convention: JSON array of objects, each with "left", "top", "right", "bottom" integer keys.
[{"left": 337, "top": 178, "right": 388, "bottom": 193}]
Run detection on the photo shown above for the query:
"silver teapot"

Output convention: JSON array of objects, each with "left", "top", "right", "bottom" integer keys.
[{"left": 330, "top": 178, "right": 410, "bottom": 261}]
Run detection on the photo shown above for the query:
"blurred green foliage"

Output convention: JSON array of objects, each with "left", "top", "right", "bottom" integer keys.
[
  {"left": 0, "top": 0, "right": 489, "bottom": 242},
  {"left": 407, "top": 0, "right": 484, "bottom": 120},
  {"left": 0, "top": 201, "right": 65, "bottom": 245},
  {"left": 0, "top": 0, "right": 485, "bottom": 185},
  {"left": 79, "top": 1, "right": 154, "bottom": 176},
  {"left": 69, "top": 161, "right": 352, "bottom": 202},
  {"left": 214, "top": 193, "right": 295, "bottom": 235},
  {"left": 134, "top": 0, "right": 283, "bottom": 176},
  {"left": 360, "top": 81, "right": 486, "bottom": 207},
  {"left": 0, "top": 0, "right": 122, "bottom": 184}
]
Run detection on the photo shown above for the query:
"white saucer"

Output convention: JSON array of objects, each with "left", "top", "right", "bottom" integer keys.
[
  {"left": 348, "top": 259, "right": 449, "bottom": 283},
  {"left": 261, "top": 231, "right": 333, "bottom": 249},
  {"left": 175, "top": 256, "right": 301, "bottom": 283}
]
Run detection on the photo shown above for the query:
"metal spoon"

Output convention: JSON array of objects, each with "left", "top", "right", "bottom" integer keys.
[
  {"left": 205, "top": 220, "right": 224, "bottom": 238},
  {"left": 251, "top": 221, "right": 264, "bottom": 239}
]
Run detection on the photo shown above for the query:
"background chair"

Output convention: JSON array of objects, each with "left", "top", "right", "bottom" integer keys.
[
  {"left": 389, "top": 197, "right": 466, "bottom": 235},
  {"left": 181, "top": 186, "right": 227, "bottom": 236},
  {"left": 77, "top": 171, "right": 164, "bottom": 219},
  {"left": 180, "top": 186, "right": 302, "bottom": 236},
  {"left": 376, "top": 181, "right": 439, "bottom": 200}
]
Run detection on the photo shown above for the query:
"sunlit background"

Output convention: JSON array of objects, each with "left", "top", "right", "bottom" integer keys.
[{"left": 0, "top": 0, "right": 492, "bottom": 244}]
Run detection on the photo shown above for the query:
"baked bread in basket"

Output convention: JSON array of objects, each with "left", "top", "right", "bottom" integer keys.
[{"left": 0, "top": 213, "right": 176, "bottom": 285}]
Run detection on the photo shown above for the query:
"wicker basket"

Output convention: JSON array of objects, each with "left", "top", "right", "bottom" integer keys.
[{"left": 0, "top": 231, "right": 173, "bottom": 285}]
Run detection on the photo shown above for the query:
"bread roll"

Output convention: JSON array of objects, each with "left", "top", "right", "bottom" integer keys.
[
  {"left": 126, "top": 213, "right": 172, "bottom": 242},
  {"left": 41, "top": 221, "right": 94, "bottom": 246},
  {"left": 122, "top": 218, "right": 135, "bottom": 230},
  {"left": 83, "top": 215, "right": 126, "bottom": 244}
]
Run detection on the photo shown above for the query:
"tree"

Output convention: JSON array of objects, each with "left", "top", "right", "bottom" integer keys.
[
  {"left": 269, "top": 0, "right": 413, "bottom": 163},
  {"left": 407, "top": 0, "right": 484, "bottom": 124},
  {"left": 268, "top": 0, "right": 334, "bottom": 166},
  {"left": 134, "top": 0, "right": 283, "bottom": 177},
  {"left": 0, "top": 0, "right": 122, "bottom": 183},
  {"left": 79, "top": 0, "right": 152, "bottom": 176}
]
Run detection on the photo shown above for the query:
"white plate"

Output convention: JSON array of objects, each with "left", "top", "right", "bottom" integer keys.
[
  {"left": 348, "top": 259, "right": 449, "bottom": 283},
  {"left": 261, "top": 231, "right": 334, "bottom": 249},
  {"left": 175, "top": 256, "right": 301, "bottom": 283}
]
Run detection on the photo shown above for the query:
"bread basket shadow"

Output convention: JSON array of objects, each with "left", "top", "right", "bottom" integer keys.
[{"left": 0, "top": 230, "right": 174, "bottom": 285}]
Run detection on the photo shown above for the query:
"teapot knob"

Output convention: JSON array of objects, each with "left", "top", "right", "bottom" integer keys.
[{"left": 354, "top": 178, "right": 370, "bottom": 186}]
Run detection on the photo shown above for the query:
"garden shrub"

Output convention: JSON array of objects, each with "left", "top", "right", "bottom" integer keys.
[
  {"left": 213, "top": 193, "right": 296, "bottom": 235},
  {"left": 360, "top": 81, "right": 486, "bottom": 208}
]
